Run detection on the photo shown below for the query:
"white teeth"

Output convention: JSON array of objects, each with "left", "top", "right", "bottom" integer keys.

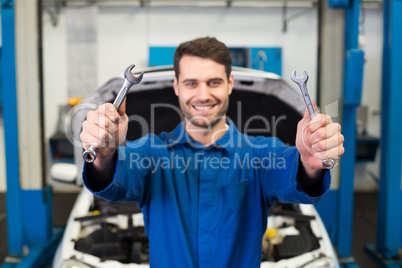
[{"left": 194, "top": 106, "right": 212, "bottom": 110}]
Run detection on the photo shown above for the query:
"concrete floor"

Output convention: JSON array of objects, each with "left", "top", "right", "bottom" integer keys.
[
  {"left": 0, "top": 193, "right": 8, "bottom": 264},
  {"left": 0, "top": 191, "right": 79, "bottom": 266},
  {"left": 0, "top": 196, "right": 6, "bottom": 266},
  {"left": 351, "top": 192, "right": 379, "bottom": 268},
  {"left": 0, "top": 191, "right": 383, "bottom": 267}
]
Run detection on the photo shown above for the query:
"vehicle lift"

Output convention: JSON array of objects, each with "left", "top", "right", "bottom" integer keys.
[
  {"left": 315, "top": 0, "right": 364, "bottom": 266},
  {"left": 1, "top": 1, "right": 63, "bottom": 267},
  {"left": 315, "top": 0, "right": 402, "bottom": 267},
  {"left": 364, "top": 0, "right": 402, "bottom": 266}
]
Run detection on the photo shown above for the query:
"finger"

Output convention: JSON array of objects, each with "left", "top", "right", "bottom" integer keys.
[
  {"left": 309, "top": 122, "right": 341, "bottom": 144},
  {"left": 80, "top": 130, "right": 102, "bottom": 150},
  {"left": 82, "top": 119, "right": 113, "bottom": 145},
  {"left": 304, "top": 106, "right": 310, "bottom": 119},
  {"left": 308, "top": 114, "right": 333, "bottom": 133},
  {"left": 312, "top": 144, "right": 345, "bottom": 161},
  {"left": 117, "top": 98, "right": 127, "bottom": 116},
  {"left": 297, "top": 107, "right": 312, "bottom": 134},
  {"left": 97, "top": 103, "right": 121, "bottom": 124},
  {"left": 312, "top": 99, "right": 318, "bottom": 114},
  {"left": 311, "top": 133, "right": 344, "bottom": 152},
  {"left": 86, "top": 110, "right": 117, "bottom": 134}
]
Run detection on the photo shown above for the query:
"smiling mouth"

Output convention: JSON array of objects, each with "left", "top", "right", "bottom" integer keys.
[{"left": 193, "top": 105, "right": 215, "bottom": 111}]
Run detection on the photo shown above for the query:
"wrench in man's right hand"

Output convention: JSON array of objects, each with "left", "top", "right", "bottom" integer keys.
[{"left": 83, "top": 64, "right": 143, "bottom": 163}]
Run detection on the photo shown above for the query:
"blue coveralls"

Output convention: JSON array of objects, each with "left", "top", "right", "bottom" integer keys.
[{"left": 83, "top": 120, "right": 330, "bottom": 268}]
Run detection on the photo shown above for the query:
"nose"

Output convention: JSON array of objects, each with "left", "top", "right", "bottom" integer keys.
[{"left": 197, "top": 82, "right": 211, "bottom": 101}]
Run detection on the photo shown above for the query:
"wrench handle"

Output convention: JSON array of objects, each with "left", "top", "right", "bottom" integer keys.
[
  {"left": 300, "top": 83, "right": 317, "bottom": 120},
  {"left": 113, "top": 79, "right": 132, "bottom": 109},
  {"left": 291, "top": 70, "right": 334, "bottom": 170},
  {"left": 83, "top": 78, "right": 135, "bottom": 163},
  {"left": 298, "top": 84, "right": 335, "bottom": 169},
  {"left": 300, "top": 85, "right": 334, "bottom": 169}
]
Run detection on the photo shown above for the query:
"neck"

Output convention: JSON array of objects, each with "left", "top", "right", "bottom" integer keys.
[{"left": 185, "top": 117, "right": 228, "bottom": 146}]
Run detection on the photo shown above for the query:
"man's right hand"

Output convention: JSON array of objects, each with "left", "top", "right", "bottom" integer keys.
[{"left": 80, "top": 99, "right": 128, "bottom": 164}]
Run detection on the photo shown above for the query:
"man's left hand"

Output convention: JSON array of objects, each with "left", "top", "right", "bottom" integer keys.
[{"left": 296, "top": 107, "right": 345, "bottom": 178}]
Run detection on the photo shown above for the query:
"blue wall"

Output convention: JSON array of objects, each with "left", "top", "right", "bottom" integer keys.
[{"left": 149, "top": 46, "right": 282, "bottom": 76}]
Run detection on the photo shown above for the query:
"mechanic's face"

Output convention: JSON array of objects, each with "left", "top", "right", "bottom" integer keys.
[{"left": 173, "top": 55, "right": 233, "bottom": 130}]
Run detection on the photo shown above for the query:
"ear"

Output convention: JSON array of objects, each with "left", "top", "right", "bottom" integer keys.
[
  {"left": 173, "top": 76, "right": 179, "bottom": 96},
  {"left": 228, "top": 73, "right": 234, "bottom": 95}
]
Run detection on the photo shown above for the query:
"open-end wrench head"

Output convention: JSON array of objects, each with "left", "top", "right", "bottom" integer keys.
[
  {"left": 291, "top": 70, "right": 309, "bottom": 86},
  {"left": 125, "top": 64, "right": 144, "bottom": 85}
]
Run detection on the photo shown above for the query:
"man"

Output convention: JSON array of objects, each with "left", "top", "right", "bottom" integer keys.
[{"left": 81, "top": 37, "right": 344, "bottom": 267}]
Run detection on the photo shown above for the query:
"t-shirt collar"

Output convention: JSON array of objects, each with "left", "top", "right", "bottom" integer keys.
[{"left": 167, "top": 120, "right": 238, "bottom": 155}]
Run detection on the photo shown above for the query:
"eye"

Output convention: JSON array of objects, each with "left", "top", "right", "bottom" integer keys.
[
  {"left": 184, "top": 80, "right": 197, "bottom": 87},
  {"left": 209, "top": 79, "right": 222, "bottom": 87}
]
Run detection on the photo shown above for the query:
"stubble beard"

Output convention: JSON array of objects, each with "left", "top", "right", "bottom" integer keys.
[{"left": 181, "top": 98, "right": 229, "bottom": 130}]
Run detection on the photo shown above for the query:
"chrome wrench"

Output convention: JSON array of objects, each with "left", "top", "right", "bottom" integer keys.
[
  {"left": 83, "top": 64, "right": 144, "bottom": 163},
  {"left": 291, "top": 70, "right": 335, "bottom": 170}
]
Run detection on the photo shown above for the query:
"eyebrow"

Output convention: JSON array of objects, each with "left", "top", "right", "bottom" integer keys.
[
  {"left": 208, "top": 78, "right": 224, "bottom": 82},
  {"left": 182, "top": 79, "right": 197, "bottom": 83},
  {"left": 181, "top": 78, "right": 225, "bottom": 83}
]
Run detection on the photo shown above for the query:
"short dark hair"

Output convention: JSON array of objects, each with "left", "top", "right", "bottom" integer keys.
[{"left": 173, "top": 37, "right": 232, "bottom": 80}]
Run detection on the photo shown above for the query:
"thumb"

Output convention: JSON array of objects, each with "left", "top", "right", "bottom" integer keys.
[
  {"left": 117, "top": 98, "right": 126, "bottom": 116},
  {"left": 303, "top": 106, "right": 311, "bottom": 122},
  {"left": 311, "top": 99, "right": 318, "bottom": 114},
  {"left": 302, "top": 99, "right": 317, "bottom": 122}
]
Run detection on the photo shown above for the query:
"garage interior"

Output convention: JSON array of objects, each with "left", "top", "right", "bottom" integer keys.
[{"left": 0, "top": 0, "right": 401, "bottom": 267}]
